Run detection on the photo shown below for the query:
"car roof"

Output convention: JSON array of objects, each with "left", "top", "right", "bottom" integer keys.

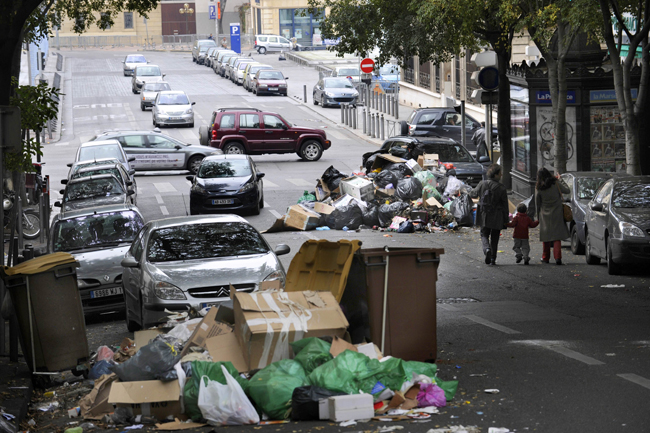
[
  {"left": 142, "top": 81, "right": 170, "bottom": 86},
  {"left": 563, "top": 171, "right": 625, "bottom": 178},
  {"left": 202, "top": 154, "right": 249, "bottom": 162},
  {"left": 58, "top": 203, "right": 141, "bottom": 221},
  {"left": 387, "top": 135, "right": 457, "bottom": 144},
  {"left": 76, "top": 164, "right": 121, "bottom": 173},
  {"left": 147, "top": 214, "right": 248, "bottom": 230},
  {"left": 80, "top": 139, "right": 121, "bottom": 147},
  {"left": 72, "top": 157, "right": 121, "bottom": 167},
  {"left": 67, "top": 173, "right": 122, "bottom": 185},
  {"left": 158, "top": 90, "right": 187, "bottom": 95},
  {"left": 613, "top": 175, "right": 650, "bottom": 183},
  {"left": 96, "top": 128, "right": 171, "bottom": 137}
]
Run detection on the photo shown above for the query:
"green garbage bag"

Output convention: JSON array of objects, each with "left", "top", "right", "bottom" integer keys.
[
  {"left": 297, "top": 190, "right": 316, "bottom": 204},
  {"left": 183, "top": 361, "right": 248, "bottom": 421},
  {"left": 402, "top": 360, "right": 458, "bottom": 401},
  {"left": 291, "top": 337, "right": 332, "bottom": 375},
  {"left": 248, "top": 359, "right": 310, "bottom": 420},
  {"left": 423, "top": 185, "right": 443, "bottom": 202},
  {"left": 415, "top": 171, "right": 437, "bottom": 189}
]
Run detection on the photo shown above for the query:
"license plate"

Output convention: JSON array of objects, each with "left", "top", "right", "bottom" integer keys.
[
  {"left": 90, "top": 287, "right": 123, "bottom": 298},
  {"left": 169, "top": 117, "right": 181, "bottom": 120},
  {"left": 200, "top": 303, "right": 219, "bottom": 309},
  {"left": 268, "top": 88, "right": 278, "bottom": 91},
  {"left": 212, "top": 199, "right": 234, "bottom": 205}
]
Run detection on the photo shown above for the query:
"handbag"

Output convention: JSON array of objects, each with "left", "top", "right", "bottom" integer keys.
[{"left": 556, "top": 182, "right": 573, "bottom": 222}]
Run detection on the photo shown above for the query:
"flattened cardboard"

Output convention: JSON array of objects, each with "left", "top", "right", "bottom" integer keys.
[
  {"left": 376, "top": 391, "right": 406, "bottom": 414},
  {"left": 180, "top": 305, "right": 234, "bottom": 357},
  {"left": 315, "top": 178, "right": 339, "bottom": 201},
  {"left": 155, "top": 418, "right": 206, "bottom": 430},
  {"left": 425, "top": 197, "right": 443, "bottom": 209},
  {"left": 234, "top": 290, "right": 349, "bottom": 370},
  {"left": 314, "top": 202, "right": 335, "bottom": 215},
  {"left": 108, "top": 380, "right": 183, "bottom": 420},
  {"left": 356, "top": 342, "right": 382, "bottom": 359},
  {"left": 262, "top": 217, "right": 287, "bottom": 234},
  {"left": 329, "top": 336, "right": 358, "bottom": 358},
  {"left": 371, "top": 154, "right": 407, "bottom": 171},
  {"left": 79, "top": 373, "right": 118, "bottom": 420},
  {"left": 134, "top": 329, "right": 163, "bottom": 350},
  {"left": 205, "top": 332, "right": 248, "bottom": 373},
  {"left": 285, "top": 204, "right": 321, "bottom": 231}
]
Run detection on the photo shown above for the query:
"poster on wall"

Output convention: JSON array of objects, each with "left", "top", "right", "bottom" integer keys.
[
  {"left": 590, "top": 106, "right": 625, "bottom": 172},
  {"left": 536, "top": 106, "right": 578, "bottom": 172}
]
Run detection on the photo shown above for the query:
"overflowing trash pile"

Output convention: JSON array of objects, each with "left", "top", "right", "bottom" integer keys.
[
  {"left": 21, "top": 288, "right": 458, "bottom": 430},
  {"left": 266, "top": 151, "right": 478, "bottom": 234}
]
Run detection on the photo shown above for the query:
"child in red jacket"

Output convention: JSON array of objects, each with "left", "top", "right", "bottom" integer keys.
[{"left": 506, "top": 203, "right": 539, "bottom": 265}]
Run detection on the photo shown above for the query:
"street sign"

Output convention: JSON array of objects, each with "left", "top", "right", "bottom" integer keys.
[
  {"left": 360, "top": 58, "right": 375, "bottom": 74},
  {"left": 230, "top": 23, "right": 241, "bottom": 54},
  {"left": 208, "top": 5, "right": 216, "bottom": 20}
]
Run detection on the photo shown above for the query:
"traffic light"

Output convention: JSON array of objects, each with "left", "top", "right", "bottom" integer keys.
[
  {"left": 38, "top": 52, "right": 46, "bottom": 71},
  {"left": 470, "top": 51, "right": 499, "bottom": 104}
]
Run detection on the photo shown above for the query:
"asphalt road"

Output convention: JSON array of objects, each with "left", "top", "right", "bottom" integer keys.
[{"left": 34, "top": 47, "right": 650, "bottom": 433}]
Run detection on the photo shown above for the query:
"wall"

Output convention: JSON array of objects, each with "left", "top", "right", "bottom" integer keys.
[{"left": 57, "top": 7, "right": 162, "bottom": 37}]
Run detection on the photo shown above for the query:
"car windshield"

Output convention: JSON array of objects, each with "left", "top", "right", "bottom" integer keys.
[
  {"left": 238, "top": 62, "right": 251, "bottom": 70},
  {"left": 78, "top": 145, "right": 125, "bottom": 163},
  {"left": 126, "top": 55, "right": 146, "bottom": 63},
  {"left": 147, "top": 222, "right": 269, "bottom": 262},
  {"left": 158, "top": 94, "right": 190, "bottom": 105},
  {"left": 73, "top": 167, "right": 121, "bottom": 180},
  {"left": 379, "top": 65, "right": 399, "bottom": 75},
  {"left": 325, "top": 79, "right": 354, "bottom": 88},
  {"left": 52, "top": 211, "right": 144, "bottom": 252},
  {"left": 136, "top": 66, "right": 161, "bottom": 76},
  {"left": 251, "top": 66, "right": 270, "bottom": 74},
  {"left": 612, "top": 181, "right": 650, "bottom": 208},
  {"left": 258, "top": 71, "right": 284, "bottom": 80},
  {"left": 64, "top": 178, "right": 125, "bottom": 202},
  {"left": 338, "top": 68, "right": 359, "bottom": 75},
  {"left": 198, "top": 159, "right": 252, "bottom": 178},
  {"left": 421, "top": 143, "right": 474, "bottom": 162},
  {"left": 143, "top": 83, "right": 171, "bottom": 92},
  {"left": 576, "top": 177, "right": 608, "bottom": 200}
]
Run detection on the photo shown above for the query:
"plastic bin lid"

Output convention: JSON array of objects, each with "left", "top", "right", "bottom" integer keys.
[{"left": 3, "top": 252, "right": 78, "bottom": 276}]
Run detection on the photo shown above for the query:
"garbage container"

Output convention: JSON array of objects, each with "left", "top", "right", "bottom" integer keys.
[
  {"left": 340, "top": 247, "right": 444, "bottom": 362},
  {"left": 1, "top": 252, "right": 89, "bottom": 372}
]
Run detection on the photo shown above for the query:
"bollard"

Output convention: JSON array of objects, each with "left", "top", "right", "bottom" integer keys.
[
  {"left": 376, "top": 114, "right": 381, "bottom": 140},
  {"left": 362, "top": 109, "right": 367, "bottom": 134},
  {"left": 341, "top": 104, "right": 345, "bottom": 124},
  {"left": 370, "top": 113, "right": 375, "bottom": 137},
  {"left": 345, "top": 104, "right": 350, "bottom": 126},
  {"left": 304, "top": 85, "right": 307, "bottom": 103},
  {"left": 380, "top": 115, "right": 385, "bottom": 140},
  {"left": 380, "top": 93, "right": 385, "bottom": 113},
  {"left": 352, "top": 107, "right": 357, "bottom": 129},
  {"left": 395, "top": 96, "right": 399, "bottom": 119},
  {"left": 23, "top": 244, "right": 34, "bottom": 261},
  {"left": 367, "top": 110, "right": 372, "bottom": 136},
  {"left": 388, "top": 95, "right": 393, "bottom": 116}
]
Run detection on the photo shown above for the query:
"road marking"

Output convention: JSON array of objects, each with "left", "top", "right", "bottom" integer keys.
[
  {"left": 438, "top": 304, "right": 460, "bottom": 312},
  {"left": 326, "top": 129, "right": 347, "bottom": 140},
  {"left": 520, "top": 341, "right": 605, "bottom": 365},
  {"left": 269, "top": 209, "right": 282, "bottom": 219},
  {"left": 155, "top": 194, "right": 164, "bottom": 204},
  {"left": 154, "top": 182, "right": 177, "bottom": 193},
  {"left": 301, "top": 232, "right": 319, "bottom": 240},
  {"left": 464, "top": 315, "right": 521, "bottom": 334},
  {"left": 122, "top": 102, "right": 138, "bottom": 128},
  {"left": 54, "top": 142, "right": 70, "bottom": 146},
  {"left": 179, "top": 128, "right": 198, "bottom": 141},
  {"left": 263, "top": 179, "right": 279, "bottom": 188},
  {"left": 160, "top": 206, "right": 169, "bottom": 216},
  {"left": 618, "top": 374, "right": 650, "bottom": 390},
  {"left": 286, "top": 178, "right": 314, "bottom": 187}
]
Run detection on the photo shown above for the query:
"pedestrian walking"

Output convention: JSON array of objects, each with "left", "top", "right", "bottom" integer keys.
[
  {"left": 470, "top": 164, "right": 509, "bottom": 265},
  {"left": 506, "top": 203, "right": 539, "bottom": 265},
  {"left": 472, "top": 121, "right": 489, "bottom": 159},
  {"left": 535, "top": 167, "right": 570, "bottom": 265}
]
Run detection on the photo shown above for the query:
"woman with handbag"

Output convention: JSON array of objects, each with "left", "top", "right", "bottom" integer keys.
[{"left": 535, "top": 167, "right": 571, "bottom": 265}]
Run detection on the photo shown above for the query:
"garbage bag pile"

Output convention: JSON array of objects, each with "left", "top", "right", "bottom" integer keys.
[{"left": 266, "top": 156, "right": 479, "bottom": 234}]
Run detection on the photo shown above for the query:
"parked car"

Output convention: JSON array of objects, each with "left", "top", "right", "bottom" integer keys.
[
  {"left": 400, "top": 107, "right": 497, "bottom": 152},
  {"left": 254, "top": 34, "right": 294, "bottom": 54},
  {"left": 217, "top": 53, "right": 239, "bottom": 76},
  {"left": 192, "top": 39, "right": 217, "bottom": 63},
  {"left": 49, "top": 204, "right": 145, "bottom": 315},
  {"left": 224, "top": 56, "right": 246, "bottom": 81},
  {"left": 584, "top": 176, "right": 650, "bottom": 275},
  {"left": 213, "top": 50, "right": 235, "bottom": 74},
  {"left": 56, "top": 174, "right": 135, "bottom": 212},
  {"left": 63, "top": 162, "right": 137, "bottom": 205},
  {"left": 252, "top": 69, "right": 289, "bottom": 96},
  {"left": 313, "top": 77, "right": 359, "bottom": 107},
  {"left": 66, "top": 158, "right": 135, "bottom": 185},
  {"left": 207, "top": 108, "right": 330, "bottom": 161},
  {"left": 91, "top": 130, "right": 222, "bottom": 175},
  {"left": 152, "top": 91, "right": 195, "bottom": 128},
  {"left": 372, "top": 64, "right": 400, "bottom": 92},
  {"left": 120, "top": 214, "right": 290, "bottom": 330},
  {"left": 131, "top": 65, "right": 165, "bottom": 94},
  {"left": 332, "top": 66, "right": 361, "bottom": 83},
  {"left": 366, "top": 136, "right": 487, "bottom": 187},
  {"left": 187, "top": 154, "right": 264, "bottom": 215},
  {"left": 560, "top": 171, "right": 626, "bottom": 255},
  {"left": 243, "top": 63, "right": 272, "bottom": 91},
  {"left": 204, "top": 47, "right": 219, "bottom": 67},
  {"left": 122, "top": 54, "right": 147, "bottom": 76},
  {"left": 72, "top": 140, "right": 135, "bottom": 173},
  {"left": 140, "top": 81, "right": 171, "bottom": 111},
  {"left": 232, "top": 59, "right": 256, "bottom": 85}
]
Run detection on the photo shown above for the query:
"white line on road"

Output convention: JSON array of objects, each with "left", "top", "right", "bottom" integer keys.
[
  {"left": 154, "top": 182, "right": 177, "bottom": 193},
  {"left": 532, "top": 341, "right": 605, "bottom": 365},
  {"left": 155, "top": 194, "right": 164, "bottom": 204},
  {"left": 326, "top": 129, "right": 347, "bottom": 140},
  {"left": 160, "top": 206, "right": 169, "bottom": 216},
  {"left": 464, "top": 315, "right": 522, "bottom": 334},
  {"left": 286, "top": 178, "right": 314, "bottom": 187},
  {"left": 269, "top": 209, "right": 282, "bottom": 219},
  {"left": 617, "top": 373, "right": 650, "bottom": 390},
  {"left": 263, "top": 180, "right": 279, "bottom": 188},
  {"left": 301, "top": 232, "right": 319, "bottom": 240},
  {"left": 122, "top": 102, "right": 138, "bottom": 129},
  {"left": 179, "top": 128, "right": 198, "bottom": 141}
]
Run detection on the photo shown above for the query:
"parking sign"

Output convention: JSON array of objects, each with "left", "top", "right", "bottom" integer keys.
[
  {"left": 208, "top": 5, "right": 216, "bottom": 20},
  {"left": 230, "top": 23, "right": 241, "bottom": 53}
]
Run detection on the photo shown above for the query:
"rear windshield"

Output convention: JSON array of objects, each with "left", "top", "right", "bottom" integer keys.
[
  {"left": 126, "top": 55, "right": 146, "bottom": 63},
  {"left": 64, "top": 177, "right": 125, "bottom": 202},
  {"left": 612, "top": 181, "right": 650, "bottom": 208},
  {"left": 136, "top": 66, "right": 161, "bottom": 76},
  {"left": 158, "top": 93, "right": 190, "bottom": 105},
  {"left": 147, "top": 222, "right": 269, "bottom": 262},
  {"left": 143, "top": 83, "right": 171, "bottom": 92},
  {"left": 338, "top": 68, "right": 360, "bottom": 75},
  {"left": 78, "top": 145, "right": 125, "bottom": 163},
  {"left": 52, "top": 211, "right": 144, "bottom": 252},
  {"left": 379, "top": 65, "right": 399, "bottom": 75},
  {"left": 72, "top": 167, "right": 121, "bottom": 180},
  {"left": 198, "top": 159, "right": 252, "bottom": 178}
]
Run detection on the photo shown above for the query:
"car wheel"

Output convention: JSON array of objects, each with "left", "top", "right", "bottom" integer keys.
[
  {"left": 224, "top": 142, "right": 246, "bottom": 155},
  {"left": 253, "top": 87, "right": 257, "bottom": 95},
  {"left": 570, "top": 225, "right": 585, "bottom": 255},
  {"left": 132, "top": 87, "right": 137, "bottom": 94},
  {"left": 606, "top": 237, "right": 622, "bottom": 275},
  {"left": 187, "top": 155, "right": 203, "bottom": 175},
  {"left": 152, "top": 116, "right": 156, "bottom": 127},
  {"left": 140, "top": 103, "right": 145, "bottom": 111},
  {"left": 193, "top": 57, "right": 196, "bottom": 63},
  {"left": 259, "top": 47, "right": 267, "bottom": 54},
  {"left": 251, "top": 197, "right": 261, "bottom": 216},
  {"left": 313, "top": 93, "right": 319, "bottom": 105},
  {"left": 399, "top": 120, "right": 409, "bottom": 135},
  {"left": 300, "top": 140, "right": 323, "bottom": 161},
  {"left": 584, "top": 231, "right": 601, "bottom": 265},
  {"left": 260, "top": 192, "right": 265, "bottom": 209},
  {"left": 124, "top": 290, "right": 142, "bottom": 332},
  {"left": 189, "top": 122, "right": 194, "bottom": 128},
  {"left": 199, "top": 126, "right": 209, "bottom": 146}
]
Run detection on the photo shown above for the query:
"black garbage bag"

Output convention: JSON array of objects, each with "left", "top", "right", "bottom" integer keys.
[
  {"left": 395, "top": 177, "right": 423, "bottom": 201},
  {"left": 520, "top": 194, "right": 536, "bottom": 219},
  {"left": 362, "top": 152, "right": 379, "bottom": 171},
  {"left": 450, "top": 193, "right": 474, "bottom": 226},
  {"left": 383, "top": 163, "right": 410, "bottom": 177},
  {"left": 322, "top": 166, "right": 347, "bottom": 191},
  {"left": 325, "top": 203, "right": 363, "bottom": 230},
  {"left": 389, "top": 146, "right": 409, "bottom": 159},
  {"left": 362, "top": 203, "right": 380, "bottom": 227},
  {"left": 111, "top": 338, "right": 182, "bottom": 382},
  {"left": 374, "top": 170, "right": 399, "bottom": 188},
  {"left": 378, "top": 202, "right": 410, "bottom": 227},
  {"left": 291, "top": 386, "right": 347, "bottom": 421},
  {"left": 397, "top": 220, "right": 415, "bottom": 233}
]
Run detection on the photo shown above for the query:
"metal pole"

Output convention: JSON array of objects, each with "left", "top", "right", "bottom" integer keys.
[
  {"left": 362, "top": 109, "right": 367, "bottom": 134},
  {"left": 486, "top": 103, "right": 493, "bottom": 162},
  {"left": 303, "top": 85, "right": 307, "bottom": 103},
  {"left": 340, "top": 103, "right": 345, "bottom": 124},
  {"left": 460, "top": 100, "right": 466, "bottom": 149},
  {"left": 394, "top": 94, "right": 399, "bottom": 119},
  {"left": 370, "top": 113, "right": 375, "bottom": 137},
  {"left": 376, "top": 113, "right": 380, "bottom": 140},
  {"left": 381, "top": 93, "right": 386, "bottom": 113},
  {"left": 352, "top": 107, "right": 357, "bottom": 129},
  {"left": 380, "top": 114, "right": 385, "bottom": 140},
  {"left": 367, "top": 110, "right": 372, "bottom": 136}
]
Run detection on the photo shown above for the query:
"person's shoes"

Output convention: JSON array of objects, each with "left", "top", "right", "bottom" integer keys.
[
  {"left": 490, "top": 259, "right": 496, "bottom": 266},
  {"left": 541, "top": 259, "right": 549, "bottom": 264},
  {"left": 556, "top": 259, "right": 563, "bottom": 265},
  {"left": 485, "top": 250, "right": 492, "bottom": 264},
  {"left": 524, "top": 258, "right": 530, "bottom": 265},
  {"left": 516, "top": 257, "right": 522, "bottom": 264}
]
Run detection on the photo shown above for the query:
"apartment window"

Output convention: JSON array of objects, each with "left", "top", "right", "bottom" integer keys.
[{"left": 124, "top": 12, "right": 134, "bottom": 29}]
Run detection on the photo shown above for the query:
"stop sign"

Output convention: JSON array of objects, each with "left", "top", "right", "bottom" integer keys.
[{"left": 360, "top": 58, "right": 375, "bottom": 74}]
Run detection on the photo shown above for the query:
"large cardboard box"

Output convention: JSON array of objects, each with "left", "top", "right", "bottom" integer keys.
[
  {"left": 234, "top": 290, "right": 349, "bottom": 370},
  {"left": 371, "top": 154, "right": 407, "bottom": 171},
  {"left": 180, "top": 305, "right": 234, "bottom": 357},
  {"left": 418, "top": 153, "right": 439, "bottom": 169},
  {"left": 205, "top": 332, "right": 248, "bottom": 373},
  {"left": 108, "top": 380, "right": 183, "bottom": 419},
  {"left": 339, "top": 177, "right": 374, "bottom": 202},
  {"left": 314, "top": 202, "right": 335, "bottom": 215},
  {"left": 79, "top": 373, "right": 118, "bottom": 420},
  {"left": 285, "top": 205, "right": 322, "bottom": 231}
]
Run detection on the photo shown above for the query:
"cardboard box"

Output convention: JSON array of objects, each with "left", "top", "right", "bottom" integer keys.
[
  {"left": 285, "top": 204, "right": 322, "bottom": 231},
  {"left": 180, "top": 304, "right": 234, "bottom": 357},
  {"left": 318, "top": 399, "right": 330, "bottom": 420},
  {"left": 205, "top": 332, "right": 248, "bottom": 373},
  {"left": 425, "top": 197, "right": 443, "bottom": 209},
  {"left": 421, "top": 153, "right": 439, "bottom": 169},
  {"left": 234, "top": 290, "right": 349, "bottom": 370},
  {"left": 356, "top": 343, "right": 382, "bottom": 360},
  {"left": 405, "top": 159, "right": 422, "bottom": 174},
  {"left": 371, "top": 154, "right": 407, "bottom": 171},
  {"left": 375, "top": 187, "right": 395, "bottom": 198},
  {"left": 330, "top": 336, "right": 357, "bottom": 358},
  {"left": 315, "top": 179, "right": 339, "bottom": 201},
  {"left": 108, "top": 380, "right": 183, "bottom": 419},
  {"left": 328, "top": 394, "right": 374, "bottom": 422},
  {"left": 314, "top": 202, "right": 335, "bottom": 215},
  {"left": 339, "top": 176, "right": 374, "bottom": 202},
  {"left": 79, "top": 373, "right": 118, "bottom": 420}
]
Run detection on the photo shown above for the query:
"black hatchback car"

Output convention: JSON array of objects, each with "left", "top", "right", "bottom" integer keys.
[
  {"left": 584, "top": 176, "right": 650, "bottom": 275},
  {"left": 187, "top": 154, "right": 265, "bottom": 215}
]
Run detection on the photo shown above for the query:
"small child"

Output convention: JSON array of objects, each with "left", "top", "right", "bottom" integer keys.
[{"left": 506, "top": 203, "right": 539, "bottom": 265}]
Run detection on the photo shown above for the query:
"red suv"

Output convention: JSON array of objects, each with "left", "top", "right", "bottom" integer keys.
[{"left": 205, "top": 108, "right": 331, "bottom": 161}]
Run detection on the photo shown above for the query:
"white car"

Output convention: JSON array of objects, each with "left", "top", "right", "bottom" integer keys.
[
  {"left": 152, "top": 91, "right": 195, "bottom": 128},
  {"left": 131, "top": 64, "right": 165, "bottom": 94},
  {"left": 254, "top": 34, "right": 294, "bottom": 54},
  {"left": 122, "top": 54, "right": 147, "bottom": 76},
  {"left": 233, "top": 59, "right": 256, "bottom": 85},
  {"left": 72, "top": 140, "right": 135, "bottom": 173},
  {"left": 332, "top": 66, "right": 361, "bottom": 83},
  {"left": 140, "top": 82, "right": 171, "bottom": 111}
]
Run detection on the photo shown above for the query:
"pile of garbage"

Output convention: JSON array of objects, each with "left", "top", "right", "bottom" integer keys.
[
  {"left": 39, "top": 288, "right": 459, "bottom": 429},
  {"left": 266, "top": 153, "right": 477, "bottom": 234}
]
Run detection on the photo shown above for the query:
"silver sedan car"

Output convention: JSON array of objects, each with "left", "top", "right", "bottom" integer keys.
[
  {"left": 152, "top": 91, "right": 195, "bottom": 128},
  {"left": 313, "top": 77, "right": 359, "bottom": 107},
  {"left": 121, "top": 214, "right": 290, "bottom": 331},
  {"left": 141, "top": 81, "right": 171, "bottom": 111},
  {"left": 122, "top": 54, "right": 147, "bottom": 76}
]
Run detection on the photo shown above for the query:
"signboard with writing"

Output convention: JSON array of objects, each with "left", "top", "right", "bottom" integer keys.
[
  {"left": 209, "top": 5, "right": 216, "bottom": 20},
  {"left": 535, "top": 90, "right": 577, "bottom": 104},
  {"left": 589, "top": 88, "right": 637, "bottom": 103},
  {"left": 230, "top": 23, "right": 241, "bottom": 54}
]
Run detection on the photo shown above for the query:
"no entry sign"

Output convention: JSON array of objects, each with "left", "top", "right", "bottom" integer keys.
[{"left": 360, "top": 58, "right": 375, "bottom": 73}]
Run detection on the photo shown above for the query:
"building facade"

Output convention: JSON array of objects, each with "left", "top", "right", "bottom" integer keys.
[{"left": 250, "top": 0, "right": 324, "bottom": 46}]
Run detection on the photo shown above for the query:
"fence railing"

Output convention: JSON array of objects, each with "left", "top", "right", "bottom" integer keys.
[
  {"left": 418, "top": 72, "right": 430, "bottom": 90},
  {"left": 49, "top": 33, "right": 255, "bottom": 50}
]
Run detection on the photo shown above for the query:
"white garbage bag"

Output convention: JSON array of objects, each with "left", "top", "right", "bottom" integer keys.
[{"left": 198, "top": 366, "right": 260, "bottom": 426}]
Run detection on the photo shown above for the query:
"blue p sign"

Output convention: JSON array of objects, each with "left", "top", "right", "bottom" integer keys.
[{"left": 230, "top": 23, "right": 241, "bottom": 54}]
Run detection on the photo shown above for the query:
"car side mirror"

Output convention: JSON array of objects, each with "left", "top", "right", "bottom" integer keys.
[
  {"left": 162, "top": 74, "right": 166, "bottom": 77},
  {"left": 174, "top": 145, "right": 182, "bottom": 150},
  {"left": 121, "top": 256, "right": 140, "bottom": 268},
  {"left": 128, "top": 157, "right": 136, "bottom": 162},
  {"left": 54, "top": 201, "right": 62, "bottom": 207},
  {"left": 129, "top": 169, "right": 136, "bottom": 175},
  {"left": 61, "top": 179, "right": 68, "bottom": 185},
  {"left": 67, "top": 163, "right": 72, "bottom": 167},
  {"left": 122, "top": 61, "right": 125, "bottom": 63},
  {"left": 257, "top": 172, "right": 265, "bottom": 179},
  {"left": 590, "top": 203, "right": 604, "bottom": 212},
  {"left": 59, "top": 189, "right": 65, "bottom": 195},
  {"left": 281, "top": 124, "right": 288, "bottom": 130},
  {"left": 478, "top": 156, "right": 490, "bottom": 163},
  {"left": 274, "top": 244, "right": 290, "bottom": 256},
  {"left": 284, "top": 77, "right": 289, "bottom": 80},
  {"left": 186, "top": 175, "right": 195, "bottom": 182},
  {"left": 191, "top": 102, "right": 196, "bottom": 105},
  {"left": 126, "top": 181, "right": 133, "bottom": 186}
]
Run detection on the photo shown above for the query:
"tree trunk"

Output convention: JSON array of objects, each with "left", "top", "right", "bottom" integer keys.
[
  {"left": 496, "top": 50, "right": 513, "bottom": 188},
  {"left": 553, "top": 54, "right": 568, "bottom": 175},
  {"left": 0, "top": 35, "right": 23, "bottom": 105},
  {"left": 217, "top": 0, "right": 228, "bottom": 35}
]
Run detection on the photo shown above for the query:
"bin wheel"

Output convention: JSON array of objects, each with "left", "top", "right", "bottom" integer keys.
[{"left": 32, "top": 374, "right": 52, "bottom": 389}]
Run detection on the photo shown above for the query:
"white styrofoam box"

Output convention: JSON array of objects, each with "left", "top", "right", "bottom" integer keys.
[
  {"left": 318, "top": 399, "right": 330, "bottom": 420},
  {"left": 328, "top": 394, "right": 374, "bottom": 422},
  {"left": 340, "top": 176, "right": 374, "bottom": 202},
  {"left": 405, "top": 159, "right": 422, "bottom": 174}
]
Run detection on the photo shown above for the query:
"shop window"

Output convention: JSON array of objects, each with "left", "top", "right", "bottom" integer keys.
[{"left": 511, "top": 85, "right": 530, "bottom": 175}]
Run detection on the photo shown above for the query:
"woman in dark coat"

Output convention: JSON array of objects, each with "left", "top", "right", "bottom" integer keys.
[
  {"left": 470, "top": 164, "right": 509, "bottom": 265},
  {"left": 535, "top": 167, "right": 570, "bottom": 264}
]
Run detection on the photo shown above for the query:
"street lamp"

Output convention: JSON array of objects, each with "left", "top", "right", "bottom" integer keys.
[{"left": 179, "top": 3, "right": 194, "bottom": 36}]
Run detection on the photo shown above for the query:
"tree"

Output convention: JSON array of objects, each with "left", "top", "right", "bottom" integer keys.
[{"left": 218, "top": 0, "right": 228, "bottom": 35}]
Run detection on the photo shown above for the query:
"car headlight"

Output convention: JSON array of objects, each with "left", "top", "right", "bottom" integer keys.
[
  {"left": 191, "top": 183, "right": 207, "bottom": 194},
  {"left": 325, "top": 92, "right": 335, "bottom": 97},
  {"left": 238, "top": 182, "right": 255, "bottom": 193},
  {"left": 185, "top": 108, "right": 193, "bottom": 114},
  {"left": 263, "top": 270, "right": 286, "bottom": 288},
  {"left": 259, "top": 84, "right": 268, "bottom": 88},
  {"left": 619, "top": 221, "right": 644, "bottom": 237},
  {"left": 352, "top": 91, "right": 359, "bottom": 96},
  {"left": 154, "top": 282, "right": 186, "bottom": 300}
]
